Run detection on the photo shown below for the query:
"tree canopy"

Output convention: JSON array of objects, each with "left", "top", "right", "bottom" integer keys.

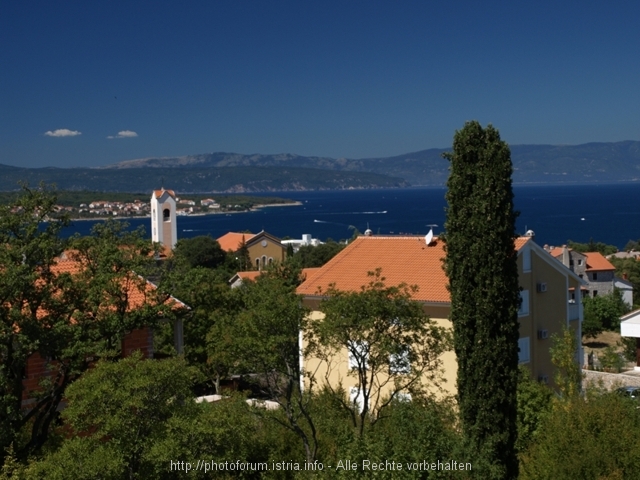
[
  {"left": 0, "top": 186, "right": 174, "bottom": 463},
  {"left": 582, "top": 290, "right": 629, "bottom": 338},
  {"left": 172, "top": 235, "right": 227, "bottom": 270},
  {"left": 443, "top": 121, "right": 520, "bottom": 479},
  {"left": 306, "top": 269, "right": 451, "bottom": 437},
  {"left": 567, "top": 239, "right": 618, "bottom": 256}
]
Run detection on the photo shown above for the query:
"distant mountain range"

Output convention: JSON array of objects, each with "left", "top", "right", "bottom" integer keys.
[{"left": 2, "top": 141, "right": 640, "bottom": 192}]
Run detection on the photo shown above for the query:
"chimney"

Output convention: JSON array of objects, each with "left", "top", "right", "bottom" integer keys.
[{"left": 562, "top": 245, "right": 570, "bottom": 268}]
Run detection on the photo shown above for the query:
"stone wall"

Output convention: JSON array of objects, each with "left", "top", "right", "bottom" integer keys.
[{"left": 582, "top": 369, "right": 640, "bottom": 390}]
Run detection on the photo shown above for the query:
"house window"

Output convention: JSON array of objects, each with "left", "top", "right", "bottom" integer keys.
[
  {"left": 255, "top": 258, "right": 260, "bottom": 269},
  {"left": 163, "top": 208, "right": 170, "bottom": 222},
  {"left": 578, "top": 259, "right": 583, "bottom": 266},
  {"left": 518, "top": 290, "right": 530, "bottom": 316},
  {"left": 350, "top": 387, "right": 364, "bottom": 413},
  {"left": 518, "top": 337, "right": 530, "bottom": 364},
  {"left": 593, "top": 290, "right": 598, "bottom": 297},
  {"left": 348, "top": 341, "right": 369, "bottom": 370},
  {"left": 592, "top": 272, "right": 598, "bottom": 281},
  {"left": 579, "top": 274, "right": 583, "bottom": 279},
  {"left": 395, "top": 392, "right": 412, "bottom": 402},
  {"left": 389, "top": 346, "right": 411, "bottom": 374},
  {"left": 268, "top": 257, "right": 273, "bottom": 265},
  {"left": 522, "top": 249, "right": 531, "bottom": 272}
]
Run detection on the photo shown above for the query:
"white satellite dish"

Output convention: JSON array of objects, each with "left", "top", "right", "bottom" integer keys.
[{"left": 425, "top": 228, "right": 433, "bottom": 245}]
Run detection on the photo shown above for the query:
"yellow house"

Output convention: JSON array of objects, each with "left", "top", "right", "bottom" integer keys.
[
  {"left": 296, "top": 234, "right": 584, "bottom": 400},
  {"left": 217, "top": 230, "right": 287, "bottom": 270}
]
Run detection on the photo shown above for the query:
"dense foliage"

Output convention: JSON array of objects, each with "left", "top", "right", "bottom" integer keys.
[
  {"left": 519, "top": 392, "right": 640, "bottom": 480},
  {"left": 172, "top": 236, "right": 227, "bottom": 270},
  {"left": 7, "top": 185, "right": 640, "bottom": 479},
  {"left": 444, "top": 121, "right": 521, "bottom": 479},
  {"left": 290, "top": 241, "right": 345, "bottom": 268},
  {"left": 609, "top": 256, "right": 640, "bottom": 308},
  {"left": 306, "top": 269, "right": 451, "bottom": 437},
  {"left": 567, "top": 239, "right": 618, "bottom": 256},
  {"left": 0, "top": 186, "right": 171, "bottom": 463},
  {"left": 582, "top": 290, "right": 630, "bottom": 338}
]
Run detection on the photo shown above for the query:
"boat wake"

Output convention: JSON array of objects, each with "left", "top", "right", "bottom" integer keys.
[{"left": 320, "top": 211, "right": 387, "bottom": 215}]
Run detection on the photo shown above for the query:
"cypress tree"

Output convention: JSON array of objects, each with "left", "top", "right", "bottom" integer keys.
[{"left": 443, "top": 121, "right": 520, "bottom": 479}]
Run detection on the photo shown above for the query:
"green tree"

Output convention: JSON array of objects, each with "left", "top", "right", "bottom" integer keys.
[
  {"left": 516, "top": 367, "right": 552, "bottom": 454},
  {"left": 291, "top": 241, "right": 345, "bottom": 268},
  {"left": 32, "top": 353, "right": 198, "bottom": 479},
  {"left": 306, "top": 269, "right": 451, "bottom": 438},
  {"left": 171, "top": 235, "right": 226, "bottom": 270},
  {"left": 609, "top": 256, "right": 640, "bottom": 308},
  {"left": 158, "top": 265, "right": 239, "bottom": 391},
  {"left": 26, "top": 354, "right": 277, "bottom": 480},
  {"left": 567, "top": 239, "right": 618, "bottom": 256},
  {"left": 443, "top": 121, "right": 521, "bottom": 479},
  {"left": 550, "top": 328, "right": 582, "bottom": 399},
  {"left": 0, "top": 187, "right": 174, "bottom": 463},
  {"left": 583, "top": 290, "right": 629, "bottom": 338},
  {"left": 222, "top": 265, "right": 318, "bottom": 463},
  {"left": 519, "top": 391, "right": 640, "bottom": 480},
  {"left": 235, "top": 235, "right": 251, "bottom": 271},
  {"left": 0, "top": 185, "right": 70, "bottom": 463}
]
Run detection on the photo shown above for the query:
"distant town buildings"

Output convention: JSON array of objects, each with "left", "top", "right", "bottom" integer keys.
[{"left": 281, "top": 234, "right": 324, "bottom": 252}]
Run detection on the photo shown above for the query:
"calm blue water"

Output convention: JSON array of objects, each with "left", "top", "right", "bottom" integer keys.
[{"left": 62, "top": 184, "right": 640, "bottom": 250}]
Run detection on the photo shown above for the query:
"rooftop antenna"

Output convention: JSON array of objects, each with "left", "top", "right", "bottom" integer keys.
[{"left": 425, "top": 224, "right": 438, "bottom": 246}]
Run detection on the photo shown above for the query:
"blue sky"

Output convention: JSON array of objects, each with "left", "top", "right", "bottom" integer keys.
[{"left": 1, "top": 1, "right": 639, "bottom": 168}]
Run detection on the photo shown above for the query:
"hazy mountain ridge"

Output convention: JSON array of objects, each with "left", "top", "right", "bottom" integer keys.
[
  {"left": 101, "top": 141, "right": 640, "bottom": 185},
  {"left": 0, "top": 165, "right": 408, "bottom": 193},
  {"left": 2, "top": 141, "right": 639, "bottom": 193}
]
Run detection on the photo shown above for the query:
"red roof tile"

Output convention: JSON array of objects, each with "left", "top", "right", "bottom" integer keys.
[
  {"left": 234, "top": 267, "right": 322, "bottom": 284},
  {"left": 584, "top": 252, "right": 615, "bottom": 271},
  {"left": 217, "top": 232, "right": 255, "bottom": 252},
  {"left": 297, "top": 235, "right": 530, "bottom": 303},
  {"left": 50, "top": 253, "right": 186, "bottom": 311},
  {"left": 152, "top": 189, "right": 176, "bottom": 199},
  {"left": 548, "top": 247, "right": 564, "bottom": 258}
]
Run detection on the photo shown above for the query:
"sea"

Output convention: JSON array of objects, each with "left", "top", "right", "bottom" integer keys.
[{"left": 61, "top": 183, "right": 640, "bottom": 250}]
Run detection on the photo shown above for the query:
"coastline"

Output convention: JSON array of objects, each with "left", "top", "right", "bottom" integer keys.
[{"left": 66, "top": 201, "right": 303, "bottom": 222}]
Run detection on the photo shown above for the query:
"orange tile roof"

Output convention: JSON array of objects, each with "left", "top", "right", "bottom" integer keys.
[
  {"left": 50, "top": 253, "right": 187, "bottom": 311},
  {"left": 297, "top": 235, "right": 530, "bottom": 304},
  {"left": 584, "top": 252, "right": 615, "bottom": 271},
  {"left": 547, "top": 247, "right": 564, "bottom": 258},
  {"left": 236, "top": 271, "right": 261, "bottom": 281},
  {"left": 152, "top": 189, "right": 176, "bottom": 198},
  {"left": 301, "top": 267, "right": 321, "bottom": 281},
  {"left": 514, "top": 237, "right": 530, "bottom": 251},
  {"left": 217, "top": 232, "right": 255, "bottom": 252}
]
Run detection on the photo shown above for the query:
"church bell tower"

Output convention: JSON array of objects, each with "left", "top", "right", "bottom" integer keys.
[{"left": 150, "top": 188, "right": 177, "bottom": 250}]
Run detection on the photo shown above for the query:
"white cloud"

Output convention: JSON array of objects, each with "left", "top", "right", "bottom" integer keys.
[
  {"left": 107, "top": 130, "right": 138, "bottom": 139},
  {"left": 44, "top": 129, "right": 81, "bottom": 137}
]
